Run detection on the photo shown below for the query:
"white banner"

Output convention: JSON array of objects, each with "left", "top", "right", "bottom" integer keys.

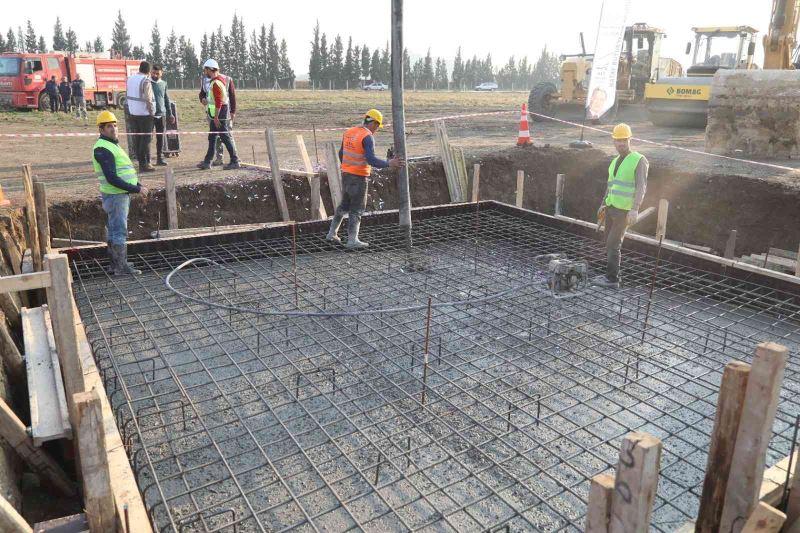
[{"left": 585, "top": 0, "right": 632, "bottom": 120}]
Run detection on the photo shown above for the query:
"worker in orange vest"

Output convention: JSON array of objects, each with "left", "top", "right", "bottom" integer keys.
[{"left": 326, "top": 109, "right": 404, "bottom": 249}]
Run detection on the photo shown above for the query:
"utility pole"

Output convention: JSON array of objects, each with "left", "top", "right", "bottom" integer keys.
[{"left": 392, "top": 0, "right": 412, "bottom": 249}]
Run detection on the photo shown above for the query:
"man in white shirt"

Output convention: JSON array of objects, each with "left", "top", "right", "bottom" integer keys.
[{"left": 125, "top": 61, "right": 156, "bottom": 172}]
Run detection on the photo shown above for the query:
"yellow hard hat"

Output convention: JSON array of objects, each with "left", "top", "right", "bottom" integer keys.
[
  {"left": 612, "top": 123, "right": 632, "bottom": 140},
  {"left": 365, "top": 109, "right": 384, "bottom": 128},
  {"left": 96, "top": 110, "right": 118, "bottom": 126}
]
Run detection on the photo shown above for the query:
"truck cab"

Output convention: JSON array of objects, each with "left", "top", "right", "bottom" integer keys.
[{"left": 0, "top": 53, "right": 67, "bottom": 109}]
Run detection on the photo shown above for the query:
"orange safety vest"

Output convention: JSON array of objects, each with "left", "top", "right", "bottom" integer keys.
[{"left": 340, "top": 126, "right": 372, "bottom": 177}]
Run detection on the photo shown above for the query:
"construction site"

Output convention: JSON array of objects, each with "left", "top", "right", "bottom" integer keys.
[{"left": 4, "top": 1, "right": 800, "bottom": 533}]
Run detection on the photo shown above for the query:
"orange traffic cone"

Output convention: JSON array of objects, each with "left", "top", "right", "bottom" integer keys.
[{"left": 516, "top": 103, "right": 533, "bottom": 146}]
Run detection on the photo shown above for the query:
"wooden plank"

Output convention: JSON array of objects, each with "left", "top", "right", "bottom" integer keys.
[
  {"left": 697, "top": 361, "right": 752, "bottom": 533},
  {"left": 760, "top": 454, "right": 795, "bottom": 505},
  {"left": 555, "top": 174, "right": 565, "bottom": 216},
  {"left": 44, "top": 253, "right": 85, "bottom": 428},
  {"left": 296, "top": 135, "right": 326, "bottom": 219},
  {"left": 608, "top": 432, "right": 662, "bottom": 533},
  {"left": 74, "top": 389, "right": 115, "bottom": 533},
  {"left": 0, "top": 310, "right": 23, "bottom": 382},
  {"left": 21, "top": 166, "right": 41, "bottom": 271},
  {"left": 454, "top": 147, "right": 468, "bottom": 201},
  {"left": 0, "top": 271, "right": 51, "bottom": 294},
  {"left": 1, "top": 231, "right": 23, "bottom": 276},
  {"left": 720, "top": 343, "right": 789, "bottom": 533},
  {"left": 631, "top": 206, "right": 655, "bottom": 225},
  {"left": 515, "top": 170, "right": 524, "bottom": 208},
  {"left": 767, "top": 247, "right": 798, "bottom": 260},
  {"left": 33, "top": 181, "right": 50, "bottom": 261},
  {"left": 323, "top": 142, "right": 343, "bottom": 208},
  {"left": 471, "top": 164, "right": 480, "bottom": 203},
  {"left": 741, "top": 502, "right": 786, "bottom": 532},
  {"left": 794, "top": 244, "right": 800, "bottom": 277},
  {"left": 724, "top": 230, "right": 738, "bottom": 259},
  {"left": 72, "top": 299, "right": 152, "bottom": 533},
  {"left": 23, "top": 307, "right": 71, "bottom": 446},
  {"left": 434, "top": 121, "right": 459, "bottom": 202},
  {"left": 786, "top": 448, "right": 800, "bottom": 528},
  {"left": 52, "top": 238, "right": 105, "bottom": 248},
  {"left": 165, "top": 168, "right": 178, "bottom": 231},
  {"left": 586, "top": 473, "right": 615, "bottom": 533},
  {"left": 151, "top": 222, "right": 286, "bottom": 240},
  {"left": 656, "top": 199, "right": 669, "bottom": 241},
  {"left": 264, "top": 128, "right": 291, "bottom": 222},
  {"left": 0, "top": 398, "right": 74, "bottom": 496},
  {"left": 0, "top": 494, "right": 31, "bottom": 533}
]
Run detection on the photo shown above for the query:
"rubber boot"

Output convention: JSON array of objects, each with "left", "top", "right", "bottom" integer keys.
[
  {"left": 106, "top": 241, "right": 116, "bottom": 274},
  {"left": 112, "top": 244, "right": 141, "bottom": 275},
  {"left": 346, "top": 216, "right": 368, "bottom": 249},
  {"left": 591, "top": 275, "right": 619, "bottom": 289},
  {"left": 326, "top": 214, "right": 344, "bottom": 244}
]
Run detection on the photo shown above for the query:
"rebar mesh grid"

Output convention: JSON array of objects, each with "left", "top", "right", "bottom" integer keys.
[{"left": 72, "top": 207, "right": 800, "bottom": 532}]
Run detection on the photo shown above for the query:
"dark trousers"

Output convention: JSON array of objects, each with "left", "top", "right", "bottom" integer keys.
[
  {"left": 48, "top": 94, "right": 58, "bottom": 113},
  {"left": 128, "top": 115, "right": 154, "bottom": 166},
  {"left": 604, "top": 206, "right": 628, "bottom": 282},
  {"left": 153, "top": 116, "right": 165, "bottom": 160},
  {"left": 334, "top": 173, "right": 369, "bottom": 220},
  {"left": 204, "top": 107, "right": 238, "bottom": 163},
  {"left": 61, "top": 96, "right": 71, "bottom": 113}
]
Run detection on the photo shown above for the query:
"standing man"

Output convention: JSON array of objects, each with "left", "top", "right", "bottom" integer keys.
[
  {"left": 92, "top": 110, "right": 149, "bottom": 275},
  {"left": 198, "top": 61, "right": 238, "bottom": 167},
  {"left": 594, "top": 123, "right": 648, "bottom": 289},
  {"left": 125, "top": 61, "right": 156, "bottom": 172},
  {"left": 326, "top": 109, "right": 404, "bottom": 249},
  {"left": 45, "top": 76, "right": 59, "bottom": 113},
  {"left": 58, "top": 76, "right": 72, "bottom": 114},
  {"left": 197, "top": 59, "right": 240, "bottom": 170},
  {"left": 71, "top": 72, "right": 87, "bottom": 123},
  {"left": 150, "top": 64, "right": 174, "bottom": 166}
]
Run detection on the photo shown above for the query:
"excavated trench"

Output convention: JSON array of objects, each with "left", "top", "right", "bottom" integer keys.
[{"left": 46, "top": 147, "right": 800, "bottom": 257}]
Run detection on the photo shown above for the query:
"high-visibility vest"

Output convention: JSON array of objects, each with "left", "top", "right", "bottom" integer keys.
[
  {"left": 207, "top": 75, "right": 230, "bottom": 118},
  {"left": 125, "top": 73, "right": 153, "bottom": 116},
  {"left": 93, "top": 138, "right": 139, "bottom": 195},
  {"left": 605, "top": 151, "right": 643, "bottom": 210},
  {"left": 340, "top": 126, "right": 372, "bottom": 177}
]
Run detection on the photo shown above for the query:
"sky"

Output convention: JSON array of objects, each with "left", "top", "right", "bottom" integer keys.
[{"left": 4, "top": 1, "right": 772, "bottom": 77}]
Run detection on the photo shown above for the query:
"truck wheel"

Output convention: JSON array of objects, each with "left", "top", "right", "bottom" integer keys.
[
  {"left": 38, "top": 92, "right": 52, "bottom": 112},
  {"left": 528, "top": 82, "right": 558, "bottom": 122},
  {"left": 117, "top": 95, "right": 126, "bottom": 110}
]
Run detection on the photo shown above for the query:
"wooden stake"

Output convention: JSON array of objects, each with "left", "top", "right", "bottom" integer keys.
[
  {"left": 33, "top": 181, "right": 50, "bottom": 259},
  {"left": 720, "top": 343, "right": 788, "bottom": 533},
  {"left": 725, "top": 230, "right": 738, "bottom": 260},
  {"left": 741, "top": 502, "right": 786, "bottom": 532},
  {"left": 471, "top": 164, "right": 480, "bottom": 203},
  {"left": 0, "top": 494, "right": 31, "bottom": 533},
  {"left": 608, "top": 432, "right": 662, "bottom": 533},
  {"left": 515, "top": 170, "right": 524, "bottom": 208},
  {"left": 697, "top": 361, "right": 751, "bottom": 533},
  {"left": 586, "top": 473, "right": 615, "bottom": 533},
  {"left": 164, "top": 168, "right": 178, "bottom": 230},
  {"left": 656, "top": 199, "right": 669, "bottom": 241},
  {"left": 795, "top": 242, "right": 800, "bottom": 277},
  {"left": 0, "top": 398, "right": 74, "bottom": 496},
  {"left": 296, "top": 135, "right": 326, "bottom": 219},
  {"left": 264, "top": 128, "right": 291, "bottom": 222},
  {"left": 323, "top": 142, "right": 343, "bottom": 208},
  {"left": 555, "top": 173, "right": 565, "bottom": 216},
  {"left": 74, "top": 389, "right": 115, "bottom": 533},
  {"left": 21, "top": 166, "right": 41, "bottom": 271},
  {"left": 0, "top": 311, "right": 23, "bottom": 382}
]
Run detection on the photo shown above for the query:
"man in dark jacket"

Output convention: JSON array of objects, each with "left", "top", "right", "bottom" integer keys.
[
  {"left": 150, "top": 64, "right": 174, "bottom": 166},
  {"left": 58, "top": 77, "right": 72, "bottom": 113},
  {"left": 71, "top": 73, "right": 87, "bottom": 122},
  {"left": 45, "top": 76, "right": 59, "bottom": 113}
]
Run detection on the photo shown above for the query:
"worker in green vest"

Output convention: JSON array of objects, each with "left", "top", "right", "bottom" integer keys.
[
  {"left": 93, "top": 110, "right": 149, "bottom": 275},
  {"left": 594, "top": 123, "right": 648, "bottom": 289}
]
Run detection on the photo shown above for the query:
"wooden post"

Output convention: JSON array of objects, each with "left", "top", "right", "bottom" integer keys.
[
  {"left": 795, "top": 242, "right": 800, "bottom": 277},
  {"left": 656, "top": 199, "right": 669, "bottom": 241},
  {"left": 44, "top": 253, "right": 85, "bottom": 426},
  {"left": 741, "top": 502, "right": 786, "bottom": 532},
  {"left": 586, "top": 473, "right": 615, "bottom": 533},
  {"left": 21, "top": 166, "right": 41, "bottom": 271},
  {"left": 33, "top": 180, "right": 50, "bottom": 259},
  {"left": 697, "top": 361, "right": 751, "bottom": 532},
  {"left": 0, "top": 494, "right": 31, "bottom": 533},
  {"left": 608, "top": 432, "right": 662, "bottom": 533},
  {"left": 515, "top": 170, "right": 524, "bottom": 208},
  {"left": 555, "top": 173, "right": 565, "bottom": 216},
  {"left": 74, "top": 389, "right": 115, "bottom": 533},
  {"left": 720, "top": 343, "right": 788, "bottom": 533},
  {"left": 471, "top": 164, "right": 480, "bottom": 203},
  {"left": 725, "top": 230, "right": 738, "bottom": 260},
  {"left": 0, "top": 398, "right": 74, "bottom": 496},
  {"left": 264, "top": 128, "right": 291, "bottom": 222},
  {"left": 0, "top": 310, "right": 24, "bottom": 383},
  {"left": 323, "top": 142, "right": 343, "bottom": 208},
  {"left": 296, "top": 135, "right": 326, "bottom": 219},
  {"left": 164, "top": 168, "right": 178, "bottom": 230}
]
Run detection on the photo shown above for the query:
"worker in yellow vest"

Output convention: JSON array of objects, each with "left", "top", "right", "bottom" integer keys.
[
  {"left": 326, "top": 109, "right": 404, "bottom": 249},
  {"left": 93, "top": 111, "right": 149, "bottom": 275},
  {"left": 594, "top": 123, "right": 648, "bottom": 289}
]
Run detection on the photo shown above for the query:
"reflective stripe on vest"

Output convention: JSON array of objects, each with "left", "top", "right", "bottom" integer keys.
[
  {"left": 605, "top": 151, "right": 643, "bottom": 210},
  {"left": 93, "top": 138, "right": 139, "bottom": 195},
  {"left": 207, "top": 76, "right": 230, "bottom": 118},
  {"left": 340, "top": 126, "right": 372, "bottom": 177}
]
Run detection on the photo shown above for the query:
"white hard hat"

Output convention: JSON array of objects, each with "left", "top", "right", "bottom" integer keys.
[{"left": 203, "top": 59, "right": 219, "bottom": 70}]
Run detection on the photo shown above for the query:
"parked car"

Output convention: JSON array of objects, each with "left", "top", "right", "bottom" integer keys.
[
  {"left": 364, "top": 82, "right": 388, "bottom": 91},
  {"left": 474, "top": 82, "right": 498, "bottom": 91}
]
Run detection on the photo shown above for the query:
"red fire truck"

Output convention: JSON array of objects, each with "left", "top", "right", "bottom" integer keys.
[{"left": 0, "top": 53, "right": 140, "bottom": 110}]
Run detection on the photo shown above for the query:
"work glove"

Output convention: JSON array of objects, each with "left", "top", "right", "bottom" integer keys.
[
  {"left": 626, "top": 209, "right": 639, "bottom": 225},
  {"left": 597, "top": 205, "right": 606, "bottom": 220}
]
